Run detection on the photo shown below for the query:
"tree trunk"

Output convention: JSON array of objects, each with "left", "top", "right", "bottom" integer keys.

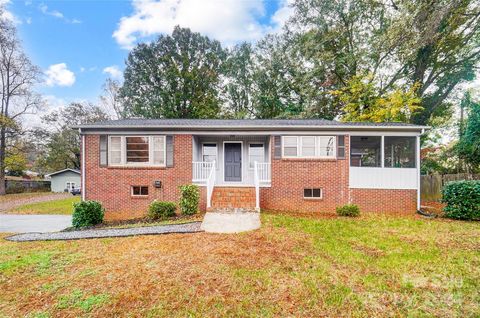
[{"left": 0, "top": 127, "right": 6, "bottom": 195}]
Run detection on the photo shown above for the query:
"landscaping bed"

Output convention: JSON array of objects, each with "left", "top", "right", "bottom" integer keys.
[{"left": 63, "top": 214, "right": 204, "bottom": 231}]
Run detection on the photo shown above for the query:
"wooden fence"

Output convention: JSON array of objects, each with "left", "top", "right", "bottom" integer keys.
[{"left": 421, "top": 173, "right": 480, "bottom": 201}]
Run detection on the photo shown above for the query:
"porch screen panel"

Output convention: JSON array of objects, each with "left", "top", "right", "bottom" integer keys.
[
  {"left": 384, "top": 136, "right": 416, "bottom": 168},
  {"left": 350, "top": 136, "right": 381, "bottom": 167},
  {"left": 126, "top": 137, "right": 149, "bottom": 163}
]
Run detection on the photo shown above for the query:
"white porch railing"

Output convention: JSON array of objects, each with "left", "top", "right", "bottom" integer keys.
[
  {"left": 192, "top": 161, "right": 215, "bottom": 182},
  {"left": 254, "top": 162, "right": 271, "bottom": 211},
  {"left": 256, "top": 162, "right": 271, "bottom": 183},
  {"left": 206, "top": 161, "right": 216, "bottom": 208}
]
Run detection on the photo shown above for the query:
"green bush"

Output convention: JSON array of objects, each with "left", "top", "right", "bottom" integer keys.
[
  {"left": 147, "top": 200, "right": 176, "bottom": 220},
  {"left": 336, "top": 204, "right": 360, "bottom": 217},
  {"left": 442, "top": 180, "right": 480, "bottom": 220},
  {"left": 72, "top": 200, "right": 104, "bottom": 228},
  {"left": 179, "top": 184, "right": 199, "bottom": 215}
]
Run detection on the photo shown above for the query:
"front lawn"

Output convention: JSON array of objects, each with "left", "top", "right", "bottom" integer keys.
[
  {"left": 0, "top": 213, "right": 478, "bottom": 317},
  {"left": 0, "top": 192, "right": 52, "bottom": 203},
  {"left": 11, "top": 196, "right": 80, "bottom": 215}
]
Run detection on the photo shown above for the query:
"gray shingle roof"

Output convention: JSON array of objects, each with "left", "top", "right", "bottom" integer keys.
[{"left": 75, "top": 118, "right": 427, "bottom": 131}]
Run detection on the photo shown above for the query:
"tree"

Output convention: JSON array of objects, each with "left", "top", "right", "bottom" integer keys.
[
  {"left": 120, "top": 26, "right": 227, "bottom": 119},
  {"left": 34, "top": 102, "right": 110, "bottom": 172},
  {"left": 284, "top": 0, "right": 480, "bottom": 125},
  {"left": 0, "top": 6, "right": 43, "bottom": 194},
  {"left": 331, "top": 74, "right": 422, "bottom": 122},
  {"left": 456, "top": 92, "right": 480, "bottom": 172},
  {"left": 222, "top": 43, "right": 255, "bottom": 118},
  {"left": 100, "top": 78, "right": 124, "bottom": 119}
]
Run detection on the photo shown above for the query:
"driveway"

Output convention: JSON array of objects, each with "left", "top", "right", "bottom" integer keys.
[{"left": 0, "top": 214, "right": 72, "bottom": 233}]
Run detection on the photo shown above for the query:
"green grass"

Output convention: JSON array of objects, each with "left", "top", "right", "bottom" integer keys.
[
  {"left": 0, "top": 213, "right": 478, "bottom": 317},
  {"left": 12, "top": 196, "right": 80, "bottom": 215}
]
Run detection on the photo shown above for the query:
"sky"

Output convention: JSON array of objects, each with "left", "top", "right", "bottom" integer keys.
[{"left": 2, "top": 0, "right": 293, "bottom": 125}]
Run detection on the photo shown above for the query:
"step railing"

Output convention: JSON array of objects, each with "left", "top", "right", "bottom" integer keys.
[
  {"left": 192, "top": 161, "right": 215, "bottom": 182},
  {"left": 206, "top": 160, "right": 216, "bottom": 209},
  {"left": 256, "top": 162, "right": 271, "bottom": 183}
]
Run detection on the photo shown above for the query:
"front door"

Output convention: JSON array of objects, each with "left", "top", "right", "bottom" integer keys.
[{"left": 224, "top": 143, "right": 242, "bottom": 182}]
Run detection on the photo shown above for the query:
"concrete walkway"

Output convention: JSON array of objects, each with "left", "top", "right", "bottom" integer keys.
[
  {"left": 201, "top": 211, "right": 261, "bottom": 233},
  {"left": 6, "top": 222, "right": 202, "bottom": 242},
  {"left": 0, "top": 214, "right": 72, "bottom": 233}
]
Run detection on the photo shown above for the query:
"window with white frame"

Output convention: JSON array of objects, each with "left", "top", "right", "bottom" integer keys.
[
  {"left": 108, "top": 136, "right": 166, "bottom": 166},
  {"left": 202, "top": 143, "right": 217, "bottom": 165},
  {"left": 249, "top": 143, "right": 264, "bottom": 168},
  {"left": 109, "top": 136, "right": 122, "bottom": 165},
  {"left": 283, "top": 136, "right": 336, "bottom": 158}
]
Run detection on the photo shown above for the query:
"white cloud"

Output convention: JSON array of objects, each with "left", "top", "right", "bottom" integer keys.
[
  {"left": 270, "top": 0, "right": 294, "bottom": 32},
  {"left": 38, "top": 3, "right": 82, "bottom": 24},
  {"left": 1, "top": 0, "right": 22, "bottom": 24},
  {"left": 45, "top": 63, "right": 76, "bottom": 87},
  {"left": 103, "top": 65, "right": 123, "bottom": 80},
  {"left": 113, "top": 0, "right": 294, "bottom": 49}
]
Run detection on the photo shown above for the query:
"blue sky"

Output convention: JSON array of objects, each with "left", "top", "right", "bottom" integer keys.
[{"left": 3, "top": 0, "right": 292, "bottom": 119}]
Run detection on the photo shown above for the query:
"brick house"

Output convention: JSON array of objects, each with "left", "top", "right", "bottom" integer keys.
[{"left": 75, "top": 119, "right": 427, "bottom": 220}]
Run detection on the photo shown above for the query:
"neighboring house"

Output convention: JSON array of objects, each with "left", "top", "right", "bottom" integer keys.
[
  {"left": 46, "top": 169, "right": 81, "bottom": 192},
  {"left": 75, "top": 119, "right": 427, "bottom": 220}
]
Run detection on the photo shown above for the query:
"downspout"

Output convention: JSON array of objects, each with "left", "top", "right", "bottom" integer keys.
[{"left": 80, "top": 129, "right": 86, "bottom": 201}]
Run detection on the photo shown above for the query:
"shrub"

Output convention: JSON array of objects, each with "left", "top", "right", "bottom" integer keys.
[
  {"left": 179, "top": 184, "right": 199, "bottom": 215},
  {"left": 442, "top": 180, "right": 480, "bottom": 221},
  {"left": 147, "top": 200, "right": 176, "bottom": 220},
  {"left": 336, "top": 204, "right": 360, "bottom": 217},
  {"left": 72, "top": 200, "right": 104, "bottom": 228}
]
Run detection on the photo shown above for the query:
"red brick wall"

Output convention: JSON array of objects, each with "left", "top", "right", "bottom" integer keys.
[
  {"left": 83, "top": 133, "right": 418, "bottom": 220},
  {"left": 261, "top": 136, "right": 418, "bottom": 214},
  {"left": 84, "top": 134, "right": 205, "bottom": 220},
  {"left": 349, "top": 188, "right": 417, "bottom": 213},
  {"left": 261, "top": 136, "right": 350, "bottom": 213}
]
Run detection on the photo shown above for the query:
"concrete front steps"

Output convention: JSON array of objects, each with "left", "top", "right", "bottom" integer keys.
[{"left": 209, "top": 187, "right": 256, "bottom": 211}]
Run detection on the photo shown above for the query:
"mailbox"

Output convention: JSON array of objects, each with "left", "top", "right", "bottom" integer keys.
[{"left": 154, "top": 180, "right": 162, "bottom": 188}]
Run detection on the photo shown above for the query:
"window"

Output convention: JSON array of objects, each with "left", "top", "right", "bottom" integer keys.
[
  {"left": 202, "top": 143, "right": 217, "bottom": 164},
  {"left": 152, "top": 136, "right": 165, "bottom": 165},
  {"left": 126, "top": 137, "right": 149, "bottom": 163},
  {"left": 108, "top": 136, "right": 166, "bottom": 166},
  {"left": 283, "top": 136, "right": 336, "bottom": 158},
  {"left": 301, "top": 136, "right": 316, "bottom": 157},
  {"left": 318, "top": 136, "right": 336, "bottom": 157},
  {"left": 304, "top": 188, "right": 322, "bottom": 199},
  {"left": 109, "top": 136, "right": 122, "bottom": 165},
  {"left": 350, "top": 136, "right": 381, "bottom": 167},
  {"left": 249, "top": 143, "right": 265, "bottom": 168},
  {"left": 283, "top": 136, "right": 298, "bottom": 157},
  {"left": 66, "top": 182, "right": 76, "bottom": 191},
  {"left": 131, "top": 186, "right": 148, "bottom": 196},
  {"left": 384, "top": 136, "right": 416, "bottom": 168}
]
